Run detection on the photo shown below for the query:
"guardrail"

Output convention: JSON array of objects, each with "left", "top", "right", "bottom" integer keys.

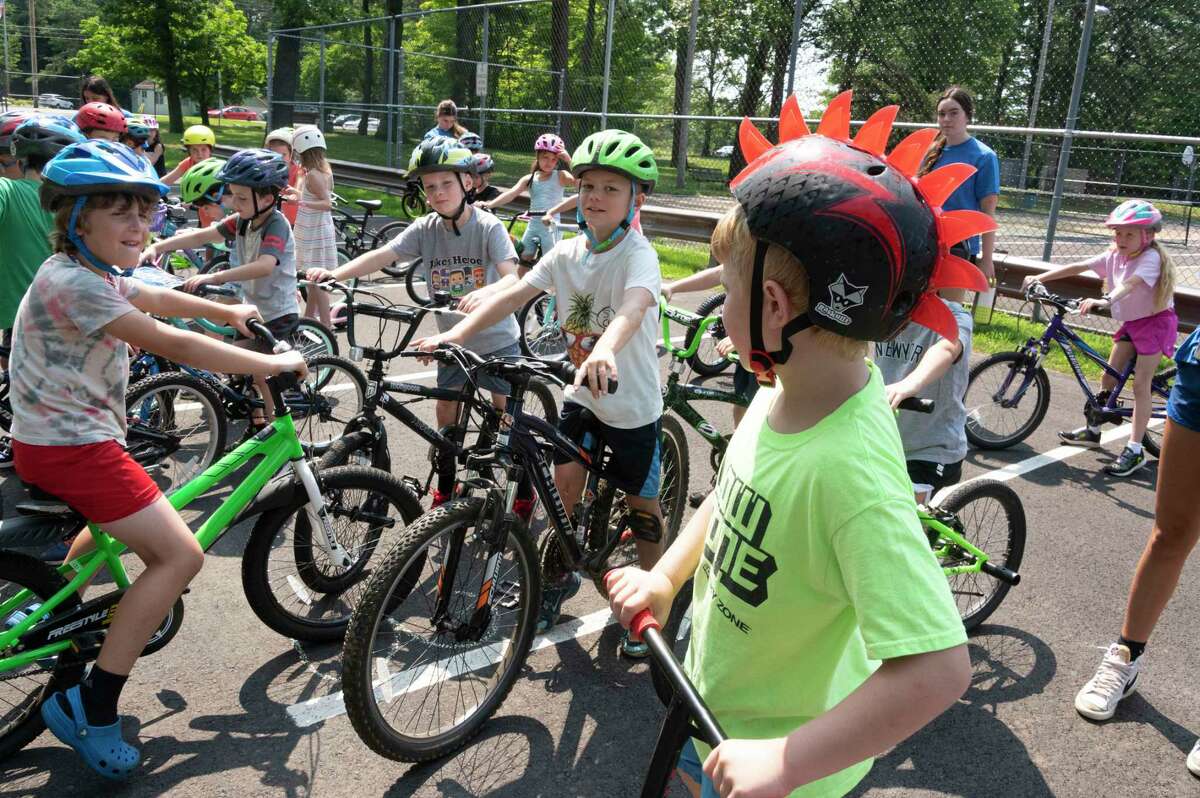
[{"left": 214, "top": 144, "right": 1197, "bottom": 329}]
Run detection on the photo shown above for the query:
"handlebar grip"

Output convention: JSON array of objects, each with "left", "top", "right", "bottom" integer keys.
[
  {"left": 246, "top": 319, "right": 292, "bottom": 354},
  {"left": 630, "top": 608, "right": 660, "bottom": 643},
  {"left": 897, "top": 397, "right": 934, "bottom": 413},
  {"left": 197, "top": 284, "right": 238, "bottom": 298},
  {"left": 555, "top": 362, "right": 618, "bottom": 394}
]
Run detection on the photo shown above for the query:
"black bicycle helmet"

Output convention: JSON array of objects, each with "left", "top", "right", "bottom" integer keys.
[
  {"left": 730, "top": 90, "right": 992, "bottom": 383},
  {"left": 11, "top": 117, "right": 85, "bottom": 160},
  {"left": 217, "top": 148, "right": 290, "bottom": 191}
]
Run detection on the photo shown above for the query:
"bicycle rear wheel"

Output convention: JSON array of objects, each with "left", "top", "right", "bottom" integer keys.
[
  {"left": 0, "top": 551, "right": 86, "bottom": 761},
  {"left": 287, "top": 355, "right": 368, "bottom": 448},
  {"left": 125, "top": 371, "right": 228, "bottom": 490},
  {"left": 517, "top": 292, "right": 567, "bottom": 361},
  {"left": 342, "top": 496, "right": 539, "bottom": 762},
  {"left": 290, "top": 318, "right": 339, "bottom": 361},
  {"left": 686, "top": 293, "right": 731, "bottom": 377},
  {"left": 242, "top": 465, "right": 421, "bottom": 642},
  {"left": 964, "top": 352, "right": 1051, "bottom": 449},
  {"left": 934, "top": 479, "right": 1026, "bottom": 631},
  {"left": 372, "top": 222, "right": 413, "bottom": 279}
]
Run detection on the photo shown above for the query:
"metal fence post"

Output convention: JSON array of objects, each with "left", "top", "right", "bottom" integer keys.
[
  {"left": 1042, "top": 0, "right": 1097, "bottom": 263},
  {"left": 600, "top": 0, "right": 615, "bottom": 127},
  {"left": 556, "top": 69, "right": 566, "bottom": 135},
  {"left": 386, "top": 18, "right": 396, "bottom": 168},
  {"left": 479, "top": 8, "right": 489, "bottom": 145},
  {"left": 1019, "top": 0, "right": 1055, "bottom": 194},
  {"left": 266, "top": 32, "right": 275, "bottom": 130},
  {"left": 675, "top": 0, "right": 699, "bottom": 189},
  {"left": 785, "top": 0, "right": 807, "bottom": 96},
  {"left": 398, "top": 48, "right": 406, "bottom": 151},
  {"left": 318, "top": 33, "right": 327, "bottom": 133}
]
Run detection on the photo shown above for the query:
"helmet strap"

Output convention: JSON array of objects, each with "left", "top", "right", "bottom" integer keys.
[
  {"left": 432, "top": 173, "right": 474, "bottom": 236},
  {"left": 576, "top": 179, "right": 636, "bottom": 254},
  {"left": 67, "top": 196, "right": 124, "bottom": 278},
  {"left": 748, "top": 241, "right": 813, "bottom": 387}
]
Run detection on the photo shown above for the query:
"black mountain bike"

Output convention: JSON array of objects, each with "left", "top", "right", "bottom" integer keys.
[{"left": 340, "top": 345, "right": 686, "bottom": 762}]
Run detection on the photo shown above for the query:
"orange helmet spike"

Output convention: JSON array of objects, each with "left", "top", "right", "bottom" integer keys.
[
  {"left": 917, "top": 163, "right": 976, "bottom": 207},
  {"left": 737, "top": 117, "right": 772, "bottom": 163},
  {"left": 779, "top": 94, "right": 811, "bottom": 141},
  {"left": 929, "top": 252, "right": 990, "bottom": 293},
  {"left": 907, "top": 293, "right": 960, "bottom": 342},
  {"left": 815, "top": 90, "right": 853, "bottom": 141},
  {"left": 853, "top": 105, "right": 898, "bottom": 156},
  {"left": 886, "top": 128, "right": 939, "bottom": 178},
  {"left": 939, "top": 209, "right": 997, "bottom": 248}
]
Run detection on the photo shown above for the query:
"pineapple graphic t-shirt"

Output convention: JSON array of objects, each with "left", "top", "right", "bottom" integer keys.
[{"left": 526, "top": 230, "right": 662, "bottom": 428}]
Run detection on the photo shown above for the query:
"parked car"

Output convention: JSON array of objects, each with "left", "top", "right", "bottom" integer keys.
[
  {"left": 713, "top": 144, "right": 734, "bottom": 158},
  {"left": 338, "top": 116, "right": 379, "bottom": 133},
  {"left": 329, "top": 113, "right": 357, "bottom": 128},
  {"left": 207, "top": 106, "right": 260, "bottom": 121},
  {"left": 37, "top": 93, "right": 73, "bottom": 110}
]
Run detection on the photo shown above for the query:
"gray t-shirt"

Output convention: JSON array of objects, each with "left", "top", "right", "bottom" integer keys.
[
  {"left": 388, "top": 209, "right": 519, "bottom": 355},
  {"left": 874, "top": 300, "right": 973, "bottom": 464},
  {"left": 217, "top": 210, "right": 298, "bottom": 323}
]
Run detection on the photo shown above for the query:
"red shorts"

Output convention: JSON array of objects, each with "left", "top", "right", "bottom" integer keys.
[{"left": 12, "top": 439, "right": 162, "bottom": 524}]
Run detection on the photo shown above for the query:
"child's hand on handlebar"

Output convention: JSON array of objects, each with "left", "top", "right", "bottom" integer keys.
[
  {"left": 139, "top": 245, "right": 158, "bottom": 266},
  {"left": 224, "top": 304, "right": 263, "bottom": 337},
  {"left": 660, "top": 285, "right": 674, "bottom": 302},
  {"left": 605, "top": 567, "right": 675, "bottom": 631},
  {"left": 1021, "top": 276, "right": 1042, "bottom": 292},
  {"left": 411, "top": 332, "right": 460, "bottom": 364},
  {"left": 182, "top": 273, "right": 217, "bottom": 294},
  {"left": 716, "top": 336, "right": 736, "bottom": 358},
  {"left": 577, "top": 347, "right": 617, "bottom": 398},
  {"left": 268, "top": 350, "right": 308, "bottom": 378},
  {"left": 540, "top": 213, "right": 555, "bottom": 227},
  {"left": 1079, "top": 297, "right": 1109, "bottom": 316},
  {"left": 885, "top": 379, "right": 919, "bottom": 410},
  {"left": 306, "top": 268, "right": 336, "bottom": 284},
  {"left": 703, "top": 737, "right": 792, "bottom": 798}
]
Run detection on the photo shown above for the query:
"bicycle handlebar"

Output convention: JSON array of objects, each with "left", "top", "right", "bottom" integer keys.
[
  {"left": 405, "top": 343, "right": 618, "bottom": 394},
  {"left": 1024, "top": 282, "right": 1081, "bottom": 312},
  {"left": 897, "top": 397, "right": 934, "bottom": 413},
  {"left": 659, "top": 295, "right": 725, "bottom": 361}
]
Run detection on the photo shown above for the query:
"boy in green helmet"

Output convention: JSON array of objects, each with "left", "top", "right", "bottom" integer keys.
[{"left": 414, "top": 129, "right": 666, "bottom": 658}]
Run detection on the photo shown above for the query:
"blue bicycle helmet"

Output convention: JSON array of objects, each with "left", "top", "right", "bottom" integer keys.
[
  {"left": 10, "top": 117, "right": 85, "bottom": 160},
  {"left": 458, "top": 132, "right": 484, "bottom": 153},
  {"left": 40, "top": 140, "right": 167, "bottom": 276},
  {"left": 217, "top": 148, "right": 289, "bottom": 190}
]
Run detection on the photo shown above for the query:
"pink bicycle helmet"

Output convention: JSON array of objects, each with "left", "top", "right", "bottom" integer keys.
[
  {"left": 534, "top": 133, "right": 566, "bottom": 154},
  {"left": 1105, "top": 199, "right": 1163, "bottom": 250}
]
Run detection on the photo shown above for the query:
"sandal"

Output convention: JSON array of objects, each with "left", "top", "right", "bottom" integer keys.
[{"left": 41, "top": 684, "right": 140, "bottom": 780}]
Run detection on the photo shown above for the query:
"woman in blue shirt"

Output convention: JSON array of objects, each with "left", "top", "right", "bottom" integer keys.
[
  {"left": 423, "top": 99, "right": 467, "bottom": 141},
  {"left": 919, "top": 86, "right": 1000, "bottom": 302}
]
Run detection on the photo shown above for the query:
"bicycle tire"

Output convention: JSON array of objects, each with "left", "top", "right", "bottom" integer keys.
[
  {"left": 319, "top": 429, "right": 383, "bottom": 470},
  {"left": 288, "top": 355, "right": 369, "bottom": 448},
  {"left": 964, "top": 352, "right": 1051, "bottom": 449},
  {"left": 404, "top": 258, "right": 431, "bottom": 306},
  {"left": 526, "top": 376, "right": 560, "bottom": 429},
  {"left": 686, "top": 293, "right": 731, "bottom": 377},
  {"left": 1143, "top": 366, "right": 1176, "bottom": 459},
  {"left": 0, "top": 550, "right": 86, "bottom": 761},
  {"left": 585, "top": 414, "right": 689, "bottom": 596},
  {"left": 241, "top": 465, "right": 421, "bottom": 642},
  {"left": 0, "top": 372, "right": 11, "bottom": 433},
  {"left": 371, "top": 221, "right": 413, "bottom": 278},
  {"left": 199, "top": 252, "right": 230, "bottom": 275},
  {"left": 517, "top": 292, "right": 567, "bottom": 361},
  {"left": 342, "top": 496, "right": 540, "bottom": 762},
  {"left": 935, "top": 479, "right": 1026, "bottom": 631},
  {"left": 290, "top": 317, "right": 339, "bottom": 361},
  {"left": 401, "top": 190, "right": 427, "bottom": 219},
  {"left": 125, "top": 370, "right": 229, "bottom": 488}
]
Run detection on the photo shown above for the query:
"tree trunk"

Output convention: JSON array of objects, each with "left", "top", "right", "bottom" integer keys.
[
  {"left": 550, "top": 0, "right": 569, "bottom": 134},
  {"left": 571, "top": 0, "right": 601, "bottom": 146},
  {"left": 727, "top": 38, "right": 770, "bottom": 180},
  {"left": 360, "top": 0, "right": 374, "bottom": 136},
  {"left": 154, "top": 4, "right": 186, "bottom": 133},
  {"left": 991, "top": 42, "right": 1014, "bottom": 123},
  {"left": 376, "top": 0, "right": 403, "bottom": 140},
  {"left": 453, "top": 0, "right": 475, "bottom": 105},
  {"left": 271, "top": 35, "right": 301, "bottom": 128},
  {"left": 670, "top": 13, "right": 688, "bottom": 164},
  {"left": 767, "top": 31, "right": 789, "bottom": 139}
]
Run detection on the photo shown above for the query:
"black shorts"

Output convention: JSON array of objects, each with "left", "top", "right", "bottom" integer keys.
[
  {"left": 236, "top": 314, "right": 299, "bottom": 354},
  {"left": 733, "top": 363, "right": 760, "bottom": 403},
  {"left": 552, "top": 402, "right": 661, "bottom": 499},
  {"left": 906, "top": 459, "right": 963, "bottom": 494}
]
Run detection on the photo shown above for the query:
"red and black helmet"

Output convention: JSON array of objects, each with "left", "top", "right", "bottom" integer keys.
[
  {"left": 730, "top": 90, "right": 992, "bottom": 383},
  {"left": 75, "top": 102, "right": 127, "bottom": 134}
]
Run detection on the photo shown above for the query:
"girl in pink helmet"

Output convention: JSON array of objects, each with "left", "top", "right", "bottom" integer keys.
[
  {"left": 1023, "top": 199, "right": 1179, "bottom": 477},
  {"left": 480, "top": 132, "right": 575, "bottom": 266}
]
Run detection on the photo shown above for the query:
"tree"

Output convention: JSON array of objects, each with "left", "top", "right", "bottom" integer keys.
[{"left": 269, "top": 0, "right": 345, "bottom": 127}]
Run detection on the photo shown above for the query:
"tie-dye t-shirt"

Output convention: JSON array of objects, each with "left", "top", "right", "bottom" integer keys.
[{"left": 10, "top": 254, "right": 139, "bottom": 446}]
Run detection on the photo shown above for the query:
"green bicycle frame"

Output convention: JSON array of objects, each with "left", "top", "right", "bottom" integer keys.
[
  {"left": 169, "top": 314, "right": 236, "bottom": 338},
  {"left": 0, "top": 414, "right": 309, "bottom": 673},
  {"left": 922, "top": 511, "right": 993, "bottom": 577}
]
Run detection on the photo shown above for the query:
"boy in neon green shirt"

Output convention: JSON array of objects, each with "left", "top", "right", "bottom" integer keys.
[{"left": 608, "top": 92, "right": 994, "bottom": 797}]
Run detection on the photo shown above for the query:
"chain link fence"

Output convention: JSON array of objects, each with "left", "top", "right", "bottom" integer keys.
[{"left": 267, "top": 0, "right": 1200, "bottom": 323}]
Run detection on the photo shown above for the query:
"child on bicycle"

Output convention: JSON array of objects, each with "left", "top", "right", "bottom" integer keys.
[
  {"left": 414, "top": 130, "right": 667, "bottom": 658},
  {"left": 265, "top": 126, "right": 301, "bottom": 225},
  {"left": 142, "top": 148, "right": 299, "bottom": 430},
  {"left": 162, "top": 124, "right": 215, "bottom": 186},
  {"left": 121, "top": 115, "right": 157, "bottom": 167},
  {"left": 0, "top": 117, "right": 86, "bottom": 468},
  {"left": 75, "top": 102, "right": 127, "bottom": 143},
  {"left": 283, "top": 126, "right": 337, "bottom": 327},
  {"left": 1024, "top": 199, "right": 1178, "bottom": 477},
  {"left": 480, "top": 133, "right": 574, "bottom": 265},
  {"left": 471, "top": 152, "right": 501, "bottom": 204},
  {"left": 308, "top": 138, "right": 523, "bottom": 510},
  {"left": 875, "top": 295, "right": 974, "bottom": 504},
  {"left": 10, "top": 139, "right": 303, "bottom": 780},
  {"left": 607, "top": 98, "right": 980, "bottom": 796}
]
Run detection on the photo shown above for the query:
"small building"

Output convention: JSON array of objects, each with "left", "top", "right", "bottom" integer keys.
[{"left": 130, "top": 81, "right": 200, "bottom": 117}]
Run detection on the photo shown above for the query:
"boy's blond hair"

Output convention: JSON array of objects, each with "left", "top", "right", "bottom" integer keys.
[{"left": 713, "top": 204, "right": 867, "bottom": 360}]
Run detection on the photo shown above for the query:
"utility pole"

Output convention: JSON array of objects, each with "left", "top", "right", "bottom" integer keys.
[
  {"left": 674, "top": 0, "right": 699, "bottom": 189},
  {"left": 28, "top": 0, "right": 37, "bottom": 107}
]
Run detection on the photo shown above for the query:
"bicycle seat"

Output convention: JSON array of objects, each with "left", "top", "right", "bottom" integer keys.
[
  {"left": 15, "top": 482, "right": 85, "bottom": 522},
  {"left": 355, "top": 199, "right": 383, "bottom": 212}
]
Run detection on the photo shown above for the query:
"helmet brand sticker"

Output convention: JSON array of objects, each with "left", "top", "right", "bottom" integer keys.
[{"left": 814, "top": 273, "right": 867, "bottom": 326}]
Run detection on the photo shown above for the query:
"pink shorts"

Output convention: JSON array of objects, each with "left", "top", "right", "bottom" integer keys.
[
  {"left": 13, "top": 439, "right": 162, "bottom": 524},
  {"left": 1114, "top": 308, "right": 1179, "bottom": 357}
]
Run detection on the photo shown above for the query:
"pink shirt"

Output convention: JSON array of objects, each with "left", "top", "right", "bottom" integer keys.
[{"left": 1083, "top": 247, "right": 1169, "bottom": 322}]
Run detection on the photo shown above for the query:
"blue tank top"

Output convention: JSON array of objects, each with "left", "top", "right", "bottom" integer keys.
[{"left": 528, "top": 170, "right": 567, "bottom": 220}]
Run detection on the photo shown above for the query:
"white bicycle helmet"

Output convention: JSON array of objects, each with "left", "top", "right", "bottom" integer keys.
[{"left": 293, "top": 126, "right": 327, "bottom": 155}]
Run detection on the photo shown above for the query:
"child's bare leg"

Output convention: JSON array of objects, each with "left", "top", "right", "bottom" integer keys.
[
  {"left": 306, "top": 287, "right": 332, "bottom": 328},
  {"left": 1129, "top": 353, "right": 1159, "bottom": 446},
  {"left": 1103, "top": 340, "right": 1135, "bottom": 394}
]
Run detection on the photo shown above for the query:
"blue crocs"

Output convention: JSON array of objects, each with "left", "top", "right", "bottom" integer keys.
[
  {"left": 535, "top": 571, "right": 582, "bottom": 634},
  {"left": 41, "top": 685, "right": 140, "bottom": 780}
]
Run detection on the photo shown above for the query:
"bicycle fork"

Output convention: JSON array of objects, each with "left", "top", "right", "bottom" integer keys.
[{"left": 290, "top": 458, "right": 354, "bottom": 570}]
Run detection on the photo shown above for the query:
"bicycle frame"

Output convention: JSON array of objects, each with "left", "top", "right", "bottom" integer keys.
[{"left": 0, "top": 405, "right": 333, "bottom": 673}]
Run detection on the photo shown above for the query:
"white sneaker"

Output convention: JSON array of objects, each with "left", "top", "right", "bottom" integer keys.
[
  {"left": 1188, "top": 739, "right": 1200, "bottom": 778},
  {"left": 1075, "top": 643, "right": 1140, "bottom": 720}
]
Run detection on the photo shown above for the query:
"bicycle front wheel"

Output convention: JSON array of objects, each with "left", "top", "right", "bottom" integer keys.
[
  {"left": 287, "top": 356, "right": 368, "bottom": 447},
  {"left": 964, "top": 352, "right": 1051, "bottom": 449},
  {"left": 686, "top": 293, "right": 731, "bottom": 377},
  {"left": 935, "top": 479, "right": 1026, "bottom": 631},
  {"left": 241, "top": 465, "right": 422, "bottom": 642},
  {"left": 342, "top": 496, "right": 540, "bottom": 762},
  {"left": 125, "top": 371, "right": 228, "bottom": 490},
  {"left": 517, "top": 292, "right": 567, "bottom": 361}
]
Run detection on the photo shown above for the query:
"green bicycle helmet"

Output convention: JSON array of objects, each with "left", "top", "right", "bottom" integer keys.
[
  {"left": 179, "top": 157, "right": 226, "bottom": 204},
  {"left": 570, "top": 129, "right": 658, "bottom": 194},
  {"left": 407, "top": 139, "right": 476, "bottom": 235}
]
